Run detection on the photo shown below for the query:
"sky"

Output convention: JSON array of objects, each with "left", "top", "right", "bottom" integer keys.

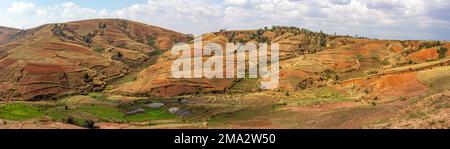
[{"left": 0, "top": 0, "right": 449, "bottom": 40}]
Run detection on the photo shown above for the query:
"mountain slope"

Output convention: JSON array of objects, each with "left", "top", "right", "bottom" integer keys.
[
  {"left": 112, "top": 26, "right": 450, "bottom": 101},
  {"left": 0, "top": 26, "right": 21, "bottom": 44},
  {"left": 0, "top": 19, "right": 187, "bottom": 101}
]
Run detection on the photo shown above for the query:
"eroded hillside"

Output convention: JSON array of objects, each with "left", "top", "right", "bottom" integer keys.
[
  {"left": 112, "top": 26, "right": 450, "bottom": 102},
  {"left": 0, "top": 21, "right": 449, "bottom": 129},
  {"left": 0, "top": 26, "right": 21, "bottom": 44},
  {"left": 0, "top": 19, "right": 187, "bottom": 100}
]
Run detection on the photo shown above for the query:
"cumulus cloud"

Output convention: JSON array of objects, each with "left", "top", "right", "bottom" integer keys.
[
  {"left": 6, "top": 1, "right": 35, "bottom": 14},
  {"left": 0, "top": 0, "right": 449, "bottom": 40},
  {"left": 224, "top": 0, "right": 248, "bottom": 5}
]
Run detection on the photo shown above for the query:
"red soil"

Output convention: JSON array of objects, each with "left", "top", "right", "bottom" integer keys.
[{"left": 342, "top": 72, "right": 428, "bottom": 97}]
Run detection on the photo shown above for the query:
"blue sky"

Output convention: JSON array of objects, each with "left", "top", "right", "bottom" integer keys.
[{"left": 1, "top": 0, "right": 449, "bottom": 40}]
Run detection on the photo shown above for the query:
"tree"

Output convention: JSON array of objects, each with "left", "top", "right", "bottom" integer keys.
[
  {"left": 319, "top": 37, "right": 326, "bottom": 47},
  {"left": 186, "top": 34, "right": 194, "bottom": 42},
  {"left": 437, "top": 47, "right": 448, "bottom": 59}
]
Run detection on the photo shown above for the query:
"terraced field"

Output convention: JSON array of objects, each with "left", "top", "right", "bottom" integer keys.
[{"left": 0, "top": 20, "right": 449, "bottom": 129}]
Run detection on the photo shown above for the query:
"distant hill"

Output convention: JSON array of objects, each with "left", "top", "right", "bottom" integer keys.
[
  {"left": 113, "top": 26, "right": 450, "bottom": 100},
  {"left": 0, "top": 26, "right": 21, "bottom": 44}
]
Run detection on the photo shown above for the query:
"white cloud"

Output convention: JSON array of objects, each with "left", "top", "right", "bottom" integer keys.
[
  {"left": 224, "top": 0, "right": 248, "bottom": 5},
  {"left": 6, "top": 1, "right": 35, "bottom": 14},
  {"left": 0, "top": 0, "right": 449, "bottom": 40}
]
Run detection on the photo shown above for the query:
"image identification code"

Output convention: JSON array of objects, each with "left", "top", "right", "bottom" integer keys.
[{"left": 218, "top": 133, "right": 276, "bottom": 144}]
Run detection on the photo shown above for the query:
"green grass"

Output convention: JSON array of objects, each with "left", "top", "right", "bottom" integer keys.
[
  {"left": 0, "top": 103, "right": 45, "bottom": 121},
  {"left": 77, "top": 105, "right": 124, "bottom": 121},
  {"left": 314, "top": 87, "right": 348, "bottom": 99},
  {"left": 124, "top": 109, "right": 175, "bottom": 122},
  {"left": 1, "top": 97, "right": 176, "bottom": 124},
  {"left": 104, "top": 74, "right": 136, "bottom": 91},
  {"left": 88, "top": 92, "right": 107, "bottom": 100},
  {"left": 48, "top": 104, "right": 174, "bottom": 123},
  {"left": 228, "top": 78, "right": 259, "bottom": 93},
  {"left": 385, "top": 58, "right": 449, "bottom": 73},
  {"left": 418, "top": 66, "right": 450, "bottom": 92},
  {"left": 289, "top": 87, "right": 352, "bottom": 106},
  {"left": 113, "top": 75, "right": 136, "bottom": 85}
]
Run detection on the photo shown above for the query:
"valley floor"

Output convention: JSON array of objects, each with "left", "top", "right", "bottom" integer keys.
[{"left": 1, "top": 89, "right": 448, "bottom": 129}]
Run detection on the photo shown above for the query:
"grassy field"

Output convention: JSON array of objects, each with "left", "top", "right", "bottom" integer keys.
[
  {"left": 0, "top": 95, "right": 176, "bottom": 127},
  {"left": 418, "top": 66, "right": 450, "bottom": 93},
  {"left": 0, "top": 103, "right": 45, "bottom": 121},
  {"left": 227, "top": 78, "right": 259, "bottom": 93},
  {"left": 283, "top": 86, "right": 352, "bottom": 106}
]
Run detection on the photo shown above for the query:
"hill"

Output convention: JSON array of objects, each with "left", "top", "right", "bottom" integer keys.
[
  {"left": 0, "top": 19, "right": 187, "bottom": 100},
  {"left": 0, "top": 20, "right": 449, "bottom": 129},
  {"left": 0, "top": 26, "right": 21, "bottom": 44},
  {"left": 112, "top": 26, "right": 450, "bottom": 101}
]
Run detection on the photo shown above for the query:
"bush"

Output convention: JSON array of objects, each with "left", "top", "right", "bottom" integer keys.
[
  {"left": 64, "top": 116, "right": 75, "bottom": 124},
  {"left": 364, "top": 70, "right": 378, "bottom": 76},
  {"left": 116, "top": 51, "right": 123, "bottom": 58},
  {"left": 116, "top": 42, "right": 127, "bottom": 48},
  {"left": 381, "top": 59, "right": 390, "bottom": 65},
  {"left": 370, "top": 54, "right": 380, "bottom": 61},
  {"left": 93, "top": 47, "right": 104, "bottom": 53},
  {"left": 399, "top": 96, "right": 407, "bottom": 101},
  {"left": 83, "top": 73, "right": 92, "bottom": 82},
  {"left": 83, "top": 120, "right": 96, "bottom": 129},
  {"left": 437, "top": 47, "right": 448, "bottom": 59},
  {"left": 147, "top": 36, "right": 156, "bottom": 47},
  {"left": 356, "top": 54, "right": 364, "bottom": 61},
  {"left": 186, "top": 34, "right": 194, "bottom": 42},
  {"left": 319, "top": 38, "right": 326, "bottom": 47},
  {"left": 89, "top": 92, "right": 106, "bottom": 100}
]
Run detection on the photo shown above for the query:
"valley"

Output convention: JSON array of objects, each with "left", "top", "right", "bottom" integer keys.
[{"left": 0, "top": 19, "right": 449, "bottom": 129}]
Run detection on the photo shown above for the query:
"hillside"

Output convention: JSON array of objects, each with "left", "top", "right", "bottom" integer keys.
[
  {"left": 0, "top": 19, "right": 187, "bottom": 100},
  {"left": 0, "top": 26, "right": 21, "bottom": 44},
  {"left": 0, "top": 20, "right": 448, "bottom": 129},
  {"left": 112, "top": 26, "right": 450, "bottom": 101}
]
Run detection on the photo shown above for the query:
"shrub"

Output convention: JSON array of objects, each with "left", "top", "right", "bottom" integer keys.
[
  {"left": 319, "top": 38, "right": 326, "bottom": 47},
  {"left": 83, "top": 120, "right": 96, "bottom": 129},
  {"left": 93, "top": 47, "right": 104, "bottom": 53},
  {"left": 356, "top": 54, "right": 364, "bottom": 61},
  {"left": 83, "top": 73, "right": 92, "bottom": 82},
  {"left": 437, "top": 47, "right": 448, "bottom": 59},
  {"left": 64, "top": 116, "right": 75, "bottom": 124},
  {"left": 399, "top": 96, "right": 407, "bottom": 101},
  {"left": 116, "top": 51, "right": 123, "bottom": 58},
  {"left": 186, "top": 34, "right": 194, "bottom": 42},
  {"left": 381, "top": 59, "right": 390, "bottom": 65},
  {"left": 146, "top": 36, "right": 156, "bottom": 47},
  {"left": 370, "top": 54, "right": 380, "bottom": 61},
  {"left": 116, "top": 42, "right": 127, "bottom": 48},
  {"left": 89, "top": 92, "right": 106, "bottom": 100},
  {"left": 364, "top": 70, "right": 378, "bottom": 76}
]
